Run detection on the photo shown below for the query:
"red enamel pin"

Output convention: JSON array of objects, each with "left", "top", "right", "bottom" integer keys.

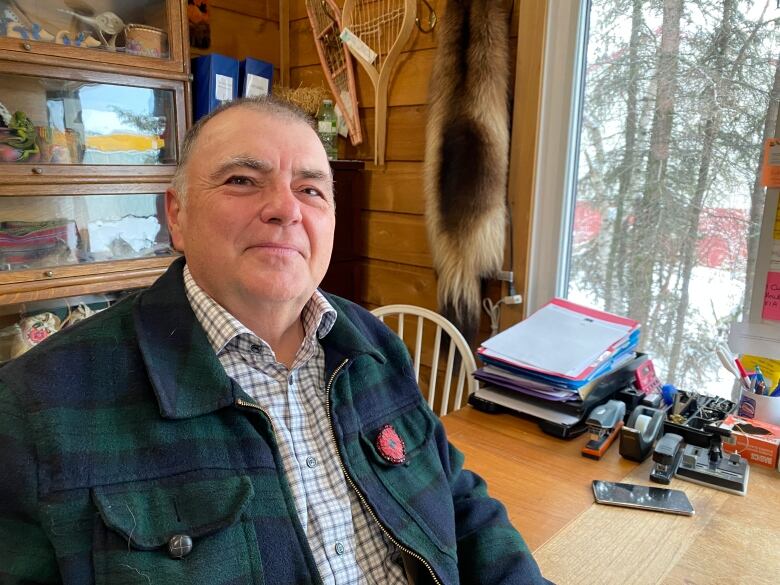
[{"left": 376, "top": 424, "right": 406, "bottom": 464}]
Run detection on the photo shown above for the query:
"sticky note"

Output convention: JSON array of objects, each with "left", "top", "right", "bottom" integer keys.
[
  {"left": 761, "top": 138, "right": 780, "bottom": 188},
  {"left": 762, "top": 271, "right": 780, "bottom": 321}
]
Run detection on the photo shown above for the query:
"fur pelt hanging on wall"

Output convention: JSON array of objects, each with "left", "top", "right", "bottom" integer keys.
[{"left": 424, "top": 0, "right": 512, "bottom": 344}]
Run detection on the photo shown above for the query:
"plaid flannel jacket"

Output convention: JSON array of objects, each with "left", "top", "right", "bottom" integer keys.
[{"left": 0, "top": 258, "right": 550, "bottom": 585}]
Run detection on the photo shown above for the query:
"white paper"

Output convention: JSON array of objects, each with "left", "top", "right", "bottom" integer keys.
[
  {"left": 245, "top": 73, "right": 269, "bottom": 97},
  {"left": 481, "top": 303, "right": 633, "bottom": 377},
  {"left": 215, "top": 74, "right": 233, "bottom": 102},
  {"left": 728, "top": 321, "right": 780, "bottom": 358}
]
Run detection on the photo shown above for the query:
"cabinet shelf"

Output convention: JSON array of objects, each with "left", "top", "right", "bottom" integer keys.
[{"left": 0, "top": 0, "right": 189, "bottom": 309}]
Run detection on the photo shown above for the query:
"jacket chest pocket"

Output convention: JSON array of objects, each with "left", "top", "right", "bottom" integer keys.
[
  {"left": 91, "top": 474, "right": 263, "bottom": 585},
  {"left": 362, "top": 405, "right": 457, "bottom": 559}
]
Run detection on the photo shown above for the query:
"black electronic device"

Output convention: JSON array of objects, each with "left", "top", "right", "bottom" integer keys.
[
  {"left": 650, "top": 433, "right": 683, "bottom": 484},
  {"left": 592, "top": 480, "right": 694, "bottom": 516},
  {"left": 619, "top": 406, "right": 665, "bottom": 462}
]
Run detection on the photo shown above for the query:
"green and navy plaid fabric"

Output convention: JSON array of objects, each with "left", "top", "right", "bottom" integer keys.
[
  {"left": 0, "top": 258, "right": 551, "bottom": 585},
  {"left": 183, "top": 267, "right": 406, "bottom": 585}
]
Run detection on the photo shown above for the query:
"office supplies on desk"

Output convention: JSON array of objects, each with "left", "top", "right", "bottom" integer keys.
[
  {"left": 619, "top": 406, "right": 665, "bottom": 462},
  {"left": 470, "top": 354, "right": 648, "bottom": 438},
  {"left": 676, "top": 425, "right": 749, "bottom": 496},
  {"left": 582, "top": 400, "right": 625, "bottom": 460},
  {"left": 738, "top": 387, "right": 780, "bottom": 426},
  {"left": 721, "top": 415, "right": 780, "bottom": 469},
  {"left": 650, "top": 433, "right": 683, "bottom": 484},
  {"left": 479, "top": 298, "right": 640, "bottom": 382},
  {"left": 717, "top": 343, "right": 750, "bottom": 388}
]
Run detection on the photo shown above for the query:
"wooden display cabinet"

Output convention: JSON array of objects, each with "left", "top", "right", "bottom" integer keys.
[{"left": 0, "top": 0, "right": 189, "bottom": 309}]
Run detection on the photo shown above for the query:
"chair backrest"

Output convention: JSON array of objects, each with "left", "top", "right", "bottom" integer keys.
[{"left": 371, "top": 304, "right": 479, "bottom": 416}]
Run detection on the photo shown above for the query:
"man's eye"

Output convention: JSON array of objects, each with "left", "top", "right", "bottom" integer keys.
[
  {"left": 225, "top": 176, "right": 253, "bottom": 186},
  {"left": 299, "top": 187, "right": 324, "bottom": 198}
]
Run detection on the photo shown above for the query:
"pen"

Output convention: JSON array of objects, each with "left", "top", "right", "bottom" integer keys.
[
  {"left": 754, "top": 366, "right": 767, "bottom": 395},
  {"left": 734, "top": 358, "right": 751, "bottom": 388}
]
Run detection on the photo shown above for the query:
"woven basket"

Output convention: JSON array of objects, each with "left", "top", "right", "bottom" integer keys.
[{"left": 125, "top": 24, "right": 168, "bottom": 58}]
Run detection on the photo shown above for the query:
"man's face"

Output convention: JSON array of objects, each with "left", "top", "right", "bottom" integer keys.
[{"left": 166, "top": 108, "right": 335, "bottom": 314}]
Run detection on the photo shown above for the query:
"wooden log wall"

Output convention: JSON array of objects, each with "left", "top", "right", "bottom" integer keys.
[{"left": 191, "top": 0, "right": 280, "bottom": 70}]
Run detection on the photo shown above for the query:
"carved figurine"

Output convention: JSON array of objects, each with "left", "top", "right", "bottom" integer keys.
[{"left": 58, "top": 9, "right": 124, "bottom": 51}]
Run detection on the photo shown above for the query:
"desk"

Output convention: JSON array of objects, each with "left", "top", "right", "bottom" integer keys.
[{"left": 442, "top": 407, "right": 779, "bottom": 584}]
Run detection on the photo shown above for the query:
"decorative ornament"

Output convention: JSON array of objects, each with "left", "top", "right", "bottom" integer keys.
[{"left": 375, "top": 424, "right": 406, "bottom": 464}]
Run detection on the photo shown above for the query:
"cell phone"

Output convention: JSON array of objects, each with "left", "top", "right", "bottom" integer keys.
[{"left": 592, "top": 480, "right": 694, "bottom": 516}]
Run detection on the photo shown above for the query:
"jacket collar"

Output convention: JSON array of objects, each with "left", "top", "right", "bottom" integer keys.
[{"left": 134, "top": 257, "right": 383, "bottom": 419}]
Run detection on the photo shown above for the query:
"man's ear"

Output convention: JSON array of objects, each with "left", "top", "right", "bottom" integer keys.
[{"left": 165, "top": 188, "right": 186, "bottom": 253}]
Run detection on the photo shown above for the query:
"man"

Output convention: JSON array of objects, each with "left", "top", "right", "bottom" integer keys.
[{"left": 0, "top": 97, "right": 550, "bottom": 584}]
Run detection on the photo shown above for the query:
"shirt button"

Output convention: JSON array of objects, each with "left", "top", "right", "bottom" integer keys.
[
  {"left": 306, "top": 456, "right": 317, "bottom": 468},
  {"left": 250, "top": 344, "right": 261, "bottom": 354},
  {"left": 334, "top": 541, "right": 345, "bottom": 556},
  {"left": 168, "top": 534, "right": 193, "bottom": 559}
]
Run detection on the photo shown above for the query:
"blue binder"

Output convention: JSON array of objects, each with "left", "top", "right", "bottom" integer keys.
[
  {"left": 238, "top": 58, "right": 274, "bottom": 98},
  {"left": 192, "top": 54, "right": 239, "bottom": 121}
]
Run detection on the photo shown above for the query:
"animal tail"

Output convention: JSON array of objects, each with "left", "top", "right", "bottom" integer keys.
[{"left": 424, "top": 0, "right": 512, "bottom": 344}]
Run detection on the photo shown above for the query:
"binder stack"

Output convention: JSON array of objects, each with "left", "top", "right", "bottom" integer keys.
[{"left": 470, "top": 298, "right": 645, "bottom": 438}]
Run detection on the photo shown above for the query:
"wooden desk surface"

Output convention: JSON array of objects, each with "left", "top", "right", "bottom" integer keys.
[{"left": 442, "top": 406, "right": 779, "bottom": 584}]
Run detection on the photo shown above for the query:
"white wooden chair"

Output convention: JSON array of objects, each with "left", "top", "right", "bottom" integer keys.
[{"left": 371, "top": 304, "right": 479, "bottom": 416}]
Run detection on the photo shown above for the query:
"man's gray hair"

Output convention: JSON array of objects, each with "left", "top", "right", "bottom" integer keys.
[{"left": 170, "top": 96, "right": 317, "bottom": 203}]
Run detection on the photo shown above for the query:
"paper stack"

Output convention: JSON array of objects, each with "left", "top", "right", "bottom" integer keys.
[{"left": 474, "top": 298, "right": 641, "bottom": 402}]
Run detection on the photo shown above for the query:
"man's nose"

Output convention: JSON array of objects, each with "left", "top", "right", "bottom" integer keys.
[{"left": 260, "top": 184, "right": 303, "bottom": 226}]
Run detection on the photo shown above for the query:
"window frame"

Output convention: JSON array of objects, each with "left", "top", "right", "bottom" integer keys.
[{"left": 525, "top": 0, "right": 589, "bottom": 314}]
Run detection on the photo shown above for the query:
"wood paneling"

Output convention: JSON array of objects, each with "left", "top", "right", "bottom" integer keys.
[
  {"left": 363, "top": 162, "right": 426, "bottom": 214},
  {"left": 362, "top": 211, "right": 431, "bottom": 267},
  {"left": 207, "top": 7, "right": 280, "bottom": 62},
  {"left": 211, "top": 0, "right": 279, "bottom": 20},
  {"left": 344, "top": 106, "right": 427, "bottom": 162},
  {"left": 360, "top": 259, "right": 437, "bottom": 309}
]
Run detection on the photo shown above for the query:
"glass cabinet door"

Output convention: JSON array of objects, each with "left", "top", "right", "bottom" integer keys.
[
  {"left": 0, "top": 68, "right": 181, "bottom": 167},
  {"left": 0, "top": 193, "right": 173, "bottom": 273},
  {"left": 0, "top": 0, "right": 184, "bottom": 71}
]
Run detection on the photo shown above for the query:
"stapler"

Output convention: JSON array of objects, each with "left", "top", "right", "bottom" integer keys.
[
  {"left": 582, "top": 400, "right": 626, "bottom": 460},
  {"left": 675, "top": 424, "right": 750, "bottom": 495},
  {"left": 619, "top": 406, "right": 665, "bottom": 461},
  {"left": 650, "top": 432, "right": 683, "bottom": 484}
]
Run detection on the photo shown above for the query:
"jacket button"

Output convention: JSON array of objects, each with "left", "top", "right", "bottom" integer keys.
[{"left": 168, "top": 534, "right": 193, "bottom": 559}]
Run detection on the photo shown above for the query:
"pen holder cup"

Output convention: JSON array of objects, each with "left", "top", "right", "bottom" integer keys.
[{"left": 737, "top": 390, "right": 780, "bottom": 426}]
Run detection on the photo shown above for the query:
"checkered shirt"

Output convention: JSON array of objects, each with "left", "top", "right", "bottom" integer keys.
[{"left": 183, "top": 267, "right": 406, "bottom": 585}]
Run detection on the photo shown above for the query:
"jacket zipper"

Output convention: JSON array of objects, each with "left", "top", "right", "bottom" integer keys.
[
  {"left": 325, "top": 358, "right": 443, "bottom": 585},
  {"left": 235, "top": 397, "right": 326, "bottom": 585}
]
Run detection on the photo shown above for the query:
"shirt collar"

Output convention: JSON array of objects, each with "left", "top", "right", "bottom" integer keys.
[{"left": 183, "top": 265, "right": 337, "bottom": 356}]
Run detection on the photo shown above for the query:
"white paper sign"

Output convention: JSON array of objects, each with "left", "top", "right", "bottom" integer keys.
[
  {"left": 245, "top": 73, "right": 269, "bottom": 97},
  {"left": 215, "top": 74, "right": 233, "bottom": 102}
]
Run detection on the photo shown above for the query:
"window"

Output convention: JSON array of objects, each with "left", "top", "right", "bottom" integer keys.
[{"left": 529, "top": 0, "right": 779, "bottom": 394}]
